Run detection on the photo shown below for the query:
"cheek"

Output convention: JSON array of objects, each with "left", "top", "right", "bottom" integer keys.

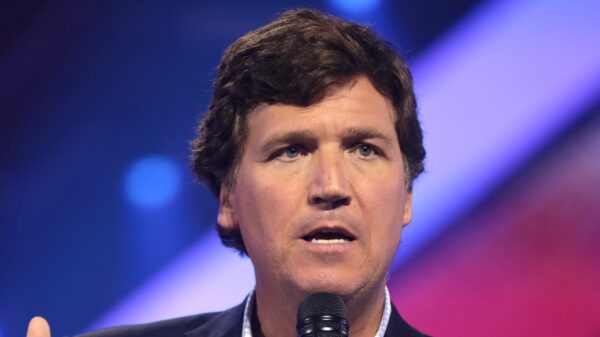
[
  {"left": 234, "top": 173, "right": 298, "bottom": 248},
  {"left": 360, "top": 174, "right": 407, "bottom": 238},
  {"left": 367, "top": 189, "right": 406, "bottom": 268},
  {"left": 235, "top": 182, "right": 269, "bottom": 234}
]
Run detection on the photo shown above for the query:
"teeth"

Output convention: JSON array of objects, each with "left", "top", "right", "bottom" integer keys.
[{"left": 310, "top": 238, "right": 348, "bottom": 244}]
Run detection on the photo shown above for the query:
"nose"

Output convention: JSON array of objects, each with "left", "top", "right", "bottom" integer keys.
[{"left": 308, "top": 149, "right": 351, "bottom": 210}]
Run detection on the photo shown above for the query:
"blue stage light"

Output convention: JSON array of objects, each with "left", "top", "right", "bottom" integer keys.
[
  {"left": 124, "top": 155, "right": 180, "bottom": 208},
  {"left": 328, "top": 0, "right": 382, "bottom": 13}
]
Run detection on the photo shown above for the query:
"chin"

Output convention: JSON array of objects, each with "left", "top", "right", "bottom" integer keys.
[{"left": 295, "top": 272, "right": 359, "bottom": 297}]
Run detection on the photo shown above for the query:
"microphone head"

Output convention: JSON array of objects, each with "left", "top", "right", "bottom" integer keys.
[{"left": 297, "top": 293, "right": 349, "bottom": 337}]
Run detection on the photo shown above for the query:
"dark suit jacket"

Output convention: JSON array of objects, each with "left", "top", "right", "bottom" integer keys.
[{"left": 77, "top": 300, "right": 429, "bottom": 337}]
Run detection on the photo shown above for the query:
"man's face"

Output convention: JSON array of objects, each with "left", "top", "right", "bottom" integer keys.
[{"left": 218, "top": 76, "right": 412, "bottom": 299}]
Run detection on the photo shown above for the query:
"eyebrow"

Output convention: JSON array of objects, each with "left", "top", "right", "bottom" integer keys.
[
  {"left": 259, "top": 127, "right": 394, "bottom": 151},
  {"left": 340, "top": 127, "right": 394, "bottom": 145},
  {"left": 260, "top": 130, "right": 317, "bottom": 151}
]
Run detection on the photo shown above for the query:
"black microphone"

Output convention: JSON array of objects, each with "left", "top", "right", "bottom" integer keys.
[{"left": 296, "top": 293, "right": 349, "bottom": 337}]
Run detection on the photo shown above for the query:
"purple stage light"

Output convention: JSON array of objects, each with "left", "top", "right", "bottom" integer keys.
[
  {"left": 397, "top": 0, "right": 600, "bottom": 265},
  {"left": 86, "top": 233, "right": 255, "bottom": 330}
]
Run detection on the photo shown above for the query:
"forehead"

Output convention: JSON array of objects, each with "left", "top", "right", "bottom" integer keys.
[{"left": 245, "top": 77, "right": 397, "bottom": 141}]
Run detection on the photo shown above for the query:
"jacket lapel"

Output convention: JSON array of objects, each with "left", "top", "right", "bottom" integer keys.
[
  {"left": 384, "top": 304, "right": 429, "bottom": 337},
  {"left": 183, "top": 297, "right": 429, "bottom": 337}
]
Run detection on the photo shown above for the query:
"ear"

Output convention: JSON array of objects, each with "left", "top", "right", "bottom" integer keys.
[
  {"left": 402, "top": 192, "right": 413, "bottom": 227},
  {"left": 217, "top": 184, "right": 238, "bottom": 230}
]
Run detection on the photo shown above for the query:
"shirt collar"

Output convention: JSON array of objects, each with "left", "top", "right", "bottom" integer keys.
[{"left": 242, "top": 287, "right": 392, "bottom": 337}]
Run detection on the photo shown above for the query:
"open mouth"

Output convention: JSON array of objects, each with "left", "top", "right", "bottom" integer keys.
[{"left": 302, "top": 228, "right": 356, "bottom": 244}]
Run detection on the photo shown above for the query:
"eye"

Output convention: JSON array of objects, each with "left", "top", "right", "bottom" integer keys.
[
  {"left": 358, "top": 144, "right": 375, "bottom": 157},
  {"left": 269, "top": 145, "right": 305, "bottom": 161},
  {"left": 282, "top": 146, "right": 301, "bottom": 159},
  {"left": 353, "top": 143, "right": 382, "bottom": 159}
]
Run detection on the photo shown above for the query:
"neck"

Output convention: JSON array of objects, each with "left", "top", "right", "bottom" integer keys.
[{"left": 253, "top": 282, "right": 386, "bottom": 337}]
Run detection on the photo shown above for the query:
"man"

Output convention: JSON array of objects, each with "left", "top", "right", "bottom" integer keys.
[{"left": 26, "top": 8, "right": 428, "bottom": 337}]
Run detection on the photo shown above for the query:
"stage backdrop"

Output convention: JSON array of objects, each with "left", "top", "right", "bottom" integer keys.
[{"left": 1, "top": 1, "right": 599, "bottom": 337}]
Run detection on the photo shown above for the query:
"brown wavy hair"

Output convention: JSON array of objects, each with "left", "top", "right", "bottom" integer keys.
[{"left": 190, "top": 8, "right": 425, "bottom": 255}]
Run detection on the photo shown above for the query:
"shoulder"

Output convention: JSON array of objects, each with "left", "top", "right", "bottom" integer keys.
[
  {"left": 75, "top": 312, "right": 218, "bottom": 337},
  {"left": 385, "top": 303, "right": 432, "bottom": 337},
  {"left": 76, "top": 302, "right": 245, "bottom": 337}
]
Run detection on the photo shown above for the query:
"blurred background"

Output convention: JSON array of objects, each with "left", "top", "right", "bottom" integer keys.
[{"left": 1, "top": 0, "right": 599, "bottom": 336}]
